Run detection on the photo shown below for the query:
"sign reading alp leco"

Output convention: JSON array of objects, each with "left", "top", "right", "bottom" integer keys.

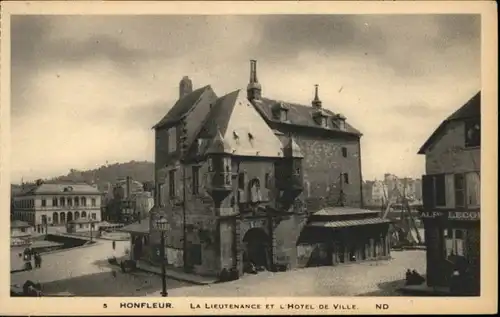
[{"left": 448, "top": 211, "right": 480, "bottom": 221}]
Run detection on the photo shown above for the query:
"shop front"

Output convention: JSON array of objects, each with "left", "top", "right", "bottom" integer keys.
[{"left": 421, "top": 209, "right": 480, "bottom": 295}]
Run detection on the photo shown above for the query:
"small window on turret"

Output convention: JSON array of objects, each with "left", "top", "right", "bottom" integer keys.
[{"left": 342, "top": 147, "right": 348, "bottom": 157}]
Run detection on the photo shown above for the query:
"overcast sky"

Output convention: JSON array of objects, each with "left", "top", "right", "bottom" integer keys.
[{"left": 11, "top": 14, "right": 481, "bottom": 182}]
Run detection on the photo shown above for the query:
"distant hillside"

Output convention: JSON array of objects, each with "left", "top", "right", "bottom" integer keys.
[{"left": 47, "top": 160, "right": 155, "bottom": 188}]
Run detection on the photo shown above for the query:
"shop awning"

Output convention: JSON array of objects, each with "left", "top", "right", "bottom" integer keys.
[
  {"left": 119, "top": 221, "right": 150, "bottom": 234},
  {"left": 308, "top": 217, "right": 392, "bottom": 228}
]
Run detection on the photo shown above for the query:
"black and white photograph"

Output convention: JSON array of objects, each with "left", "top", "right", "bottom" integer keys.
[{"left": 0, "top": 1, "right": 496, "bottom": 315}]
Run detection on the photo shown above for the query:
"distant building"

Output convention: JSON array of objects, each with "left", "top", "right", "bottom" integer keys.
[
  {"left": 12, "top": 181, "right": 102, "bottom": 233},
  {"left": 66, "top": 218, "right": 100, "bottom": 234},
  {"left": 123, "top": 60, "right": 391, "bottom": 278},
  {"left": 418, "top": 91, "right": 481, "bottom": 295},
  {"left": 363, "top": 180, "right": 387, "bottom": 207},
  {"left": 104, "top": 176, "right": 147, "bottom": 223},
  {"left": 10, "top": 220, "right": 33, "bottom": 239}
]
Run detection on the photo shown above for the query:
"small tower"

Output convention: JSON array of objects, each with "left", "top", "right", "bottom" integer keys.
[
  {"left": 206, "top": 130, "right": 233, "bottom": 198},
  {"left": 247, "top": 60, "right": 262, "bottom": 101},
  {"left": 179, "top": 76, "right": 193, "bottom": 99},
  {"left": 312, "top": 84, "right": 322, "bottom": 109},
  {"left": 276, "top": 136, "right": 304, "bottom": 207}
]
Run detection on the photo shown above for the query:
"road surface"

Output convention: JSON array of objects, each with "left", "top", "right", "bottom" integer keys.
[{"left": 11, "top": 236, "right": 425, "bottom": 296}]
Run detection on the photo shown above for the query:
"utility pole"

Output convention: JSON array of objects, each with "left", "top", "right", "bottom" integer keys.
[{"left": 179, "top": 119, "right": 189, "bottom": 272}]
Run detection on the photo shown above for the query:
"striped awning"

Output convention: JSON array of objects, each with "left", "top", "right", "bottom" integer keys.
[{"left": 308, "top": 217, "right": 392, "bottom": 228}]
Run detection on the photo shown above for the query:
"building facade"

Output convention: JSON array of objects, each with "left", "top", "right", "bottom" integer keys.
[
  {"left": 12, "top": 181, "right": 102, "bottom": 233},
  {"left": 103, "top": 177, "right": 148, "bottom": 223},
  {"left": 418, "top": 91, "right": 481, "bottom": 295},
  {"left": 127, "top": 61, "right": 390, "bottom": 278}
]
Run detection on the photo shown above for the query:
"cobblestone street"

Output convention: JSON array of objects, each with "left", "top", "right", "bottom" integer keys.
[
  {"left": 11, "top": 236, "right": 425, "bottom": 297},
  {"left": 163, "top": 250, "right": 426, "bottom": 297}
]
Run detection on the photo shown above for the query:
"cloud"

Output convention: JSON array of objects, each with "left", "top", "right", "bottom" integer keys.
[{"left": 10, "top": 14, "right": 481, "bottom": 182}]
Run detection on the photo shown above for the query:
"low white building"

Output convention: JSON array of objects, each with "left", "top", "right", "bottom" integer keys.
[{"left": 12, "top": 181, "right": 103, "bottom": 233}]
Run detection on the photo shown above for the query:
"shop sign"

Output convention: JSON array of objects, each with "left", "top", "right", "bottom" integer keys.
[
  {"left": 448, "top": 211, "right": 480, "bottom": 221},
  {"left": 420, "top": 211, "right": 445, "bottom": 218}
]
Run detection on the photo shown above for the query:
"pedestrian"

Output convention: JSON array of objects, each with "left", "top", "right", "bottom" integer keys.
[
  {"left": 112, "top": 240, "right": 116, "bottom": 251},
  {"left": 37, "top": 253, "right": 42, "bottom": 269}
]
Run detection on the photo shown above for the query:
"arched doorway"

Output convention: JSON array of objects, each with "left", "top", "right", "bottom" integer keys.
[
  {"left": 243, "top": 228, "right": 271, "bottom": 271},
  {"left": 52, "top": 212, "right": 59, "bottom": 225},
  {"left": 67, "top": 211, "right": 73, "bottom": 222},
  {"left": 60, "top": 212, "right": 66, "bottom": 224},
  {"left": 82, "top": 211, "right": 87, "bottom": 219},
  {"left": 75, "top": 211, "right": 80, "bottom": 220}
]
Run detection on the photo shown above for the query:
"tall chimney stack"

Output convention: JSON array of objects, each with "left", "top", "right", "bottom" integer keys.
[
  {"left": 179, "top": 76, "right": 193, "bottom": 99},
  {"left": 247, "top": 60, "right": 262, "bottom": 101}
]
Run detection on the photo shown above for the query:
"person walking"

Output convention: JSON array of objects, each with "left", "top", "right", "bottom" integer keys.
[
  {"left": 112, "top": 240, "right": 116, "bottom": 251},
  {"left": 37, "top": 253, "right": 42, "bottom": 269}
]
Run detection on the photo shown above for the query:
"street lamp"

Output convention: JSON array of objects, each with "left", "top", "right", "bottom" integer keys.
[{"left": 155, "top": 216, "right": 169, "bottom": 297}]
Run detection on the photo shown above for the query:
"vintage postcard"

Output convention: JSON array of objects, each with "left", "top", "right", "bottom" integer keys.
[{"left": 0, "top": 0, "right": 497, "bottom": 315}]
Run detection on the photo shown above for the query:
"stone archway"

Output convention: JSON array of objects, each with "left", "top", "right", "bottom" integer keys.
[
  {"left": 242, "top": 227, "right": 271, "bottom": 271},
  {"left": 67, "top": 211, "right": 73, "bottom": 222},
  {"left": 82, "top": 211, "right": 87, "bottom": 219},
  {"left": 75, "top": 211, "right": 80, "bottom": 220},
  {"left": 52, "top": 212, "right": 59, "bottom": 225},
  {"left": 60, "top": 212, "right": 66, "bottom": 224}
]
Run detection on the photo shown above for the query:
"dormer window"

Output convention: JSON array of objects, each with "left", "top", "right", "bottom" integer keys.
[
  {"left": 272, "top": 102, "right": 290, "bottom": 122},
  {"left": 334, "top": 113, "right": 347, "bottom": 131},
  {"left": 465, "top": 118, "right": 480, "bottom": 148},
  {"left": 313, "top": 110, "right": 329, "bottom": 128}
]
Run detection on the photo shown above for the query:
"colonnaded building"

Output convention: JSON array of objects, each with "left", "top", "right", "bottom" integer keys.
[
  {"left": 12, "top": 181, "right": 102, "bottom": 233},
  {"left": 124, "top": 61, "right": 392, "bottom": 278}
]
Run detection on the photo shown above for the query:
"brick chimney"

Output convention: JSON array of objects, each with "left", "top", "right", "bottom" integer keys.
[
  {"left": 179, "top": 76, "right": 193, "bottom": 99},
  {"left": 247, "top": 60, "right": 262, "bottom": 101}
]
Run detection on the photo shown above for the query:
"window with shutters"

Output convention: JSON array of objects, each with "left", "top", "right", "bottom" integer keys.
[
  {"left": 192, "top": 166, "right": 200, "bottom": 195},
  {"left": 169, "top": 170, "right": 176, "bottom": 198},
  {"left": 168, "top": 127, "right": 178, "bottom": 153},
  {"left": 422, "top": 174, "right": 435, "bottom": 208},
  {"left": 454, "top": 174, "right": 465, "bottom": 207},
  {"left": 466, "top": 172, "right": 480, "bottom": 208},
  {"left": 434, "top": 174, "right": 446, "bottom": 207}
]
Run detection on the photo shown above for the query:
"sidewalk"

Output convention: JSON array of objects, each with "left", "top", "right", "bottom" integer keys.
[
  {"left": 398, "top": 284, "right": 451, "bottom": 296},
  {"left": 136, "top": 260, "right": 217, "bottom": 285}
]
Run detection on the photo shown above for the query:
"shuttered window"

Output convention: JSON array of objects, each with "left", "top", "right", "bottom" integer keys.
[
  {"left": 422, "top": 174, "right": 435, "bottom": 209},
  {"left": 434, "top": 174, "right": 446, "bottom": 207}
]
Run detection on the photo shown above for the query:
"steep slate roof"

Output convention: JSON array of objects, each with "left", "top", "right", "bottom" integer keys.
[
  {"left": 19, "top": 182, "right": 101, "bottom": 196},
  {"left": 418, "top": 91, "right": 481, "bottom": 154},
  {"left": 195, "top": 90, "right": 285, "bottom": 158},
  {"left": 152, "top": 85, "right": 213, "bottom": 130},
  {"left": 252, "top": 97, "right": 362, "bottom": 136}
]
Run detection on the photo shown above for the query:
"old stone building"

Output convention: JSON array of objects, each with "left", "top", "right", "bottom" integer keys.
[
  {"left": 418, "top": 91, "right": 481, "bottom": 295},
  {"left": 135, "top": 61, "right": 391, "bottom": 278}
]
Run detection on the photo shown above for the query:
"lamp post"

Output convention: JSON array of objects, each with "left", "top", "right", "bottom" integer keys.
[{"left": 155, "top": 216, "right": 169, "bottom": 297}]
